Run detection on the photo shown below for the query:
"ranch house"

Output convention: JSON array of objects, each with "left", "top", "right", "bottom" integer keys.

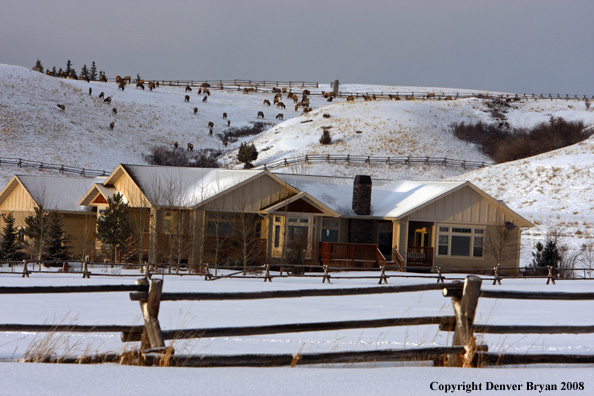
[{"left": 0, "top": 165, "right": 533, "bottom": 272}]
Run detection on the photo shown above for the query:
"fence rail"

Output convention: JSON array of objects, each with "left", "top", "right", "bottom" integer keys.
[
  {"left": 2, "top": 275, "right": 594, "bottom": 367},
  {"left": 260, "top": 154, "right": 493, "bottom": 171},
  {"left": 0, "top": 156, "right": 109, "bottom": 178}
]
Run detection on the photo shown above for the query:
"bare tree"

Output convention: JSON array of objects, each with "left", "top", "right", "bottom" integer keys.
[{"left": 485, "top": 209, "right": 519, "bottom": 268}]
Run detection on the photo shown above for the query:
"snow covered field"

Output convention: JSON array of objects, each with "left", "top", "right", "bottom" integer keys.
[{"left": 1, "top": 269, "right": 593, "bottom": 395}]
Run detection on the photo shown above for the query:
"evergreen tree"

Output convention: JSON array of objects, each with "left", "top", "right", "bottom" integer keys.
[
  {"left": 237, "top": 142, "right": 258, "bottom": 169},
  {"left": 32, "top": 58, "right": 44, "bottom": 73},
  {"left": 90, "top": 61, "right": 98, "bottom": 80},
  {"left": 0, "top": 213, "right": 22, "bottom": 261},
  {"left": 66, "top": 59, "right": 73, "bottom": 74},
  {"left": 532, "top": 240, "right": 561, "bottom": 268},
  {"left": 51, "top": 66, "right": 57, "bottom": 76},
  {"left": 80, "top": 64, "right": 89, "bottom": 80},
  {"left": 96, "top": 193, "right": 133, "bottom": 261},
  {"left": 44, "top": 212, "right": 71, "bottom": 262},
  {"left": 23, "top": 206, "right": 50, "bottom": 261}
]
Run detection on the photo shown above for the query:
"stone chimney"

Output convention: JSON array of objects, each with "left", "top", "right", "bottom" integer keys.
[{"left": 352, "top": 175, "right": 372, "bottom": 215}]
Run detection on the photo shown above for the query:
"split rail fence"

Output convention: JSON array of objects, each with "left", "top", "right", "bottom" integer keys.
[{"left": 1, "top": 276, "right": 594, "bottom": 367}]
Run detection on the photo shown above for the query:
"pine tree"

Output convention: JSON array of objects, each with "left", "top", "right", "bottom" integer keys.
[
  {"left": 96, "top": 193, "right": 133, "bottom": 261},
  {"left": 80, "top": 64, "right": 89, "bottom": 80},
  {"left": 44, "top": 212, "right": 71, "bottom": 262},
  {"left": 66, "top": 60, "right": 73, "bottom": 75},
  {"left": 532, "top": 240, "right": 561, "bottom": 268},
  {"left": 0, "top": 213, "right": 22, "bottom": 261},
  {"left": 23, "top": 206, "right": 50, "bottom": 261},
  {"left": 90, "top": 61, "right": 98, "bottom": 81},
  {"left": 32, "top": 58, "right": 44, "bottom": 73},
  {"left": 51, "top": 66, "right": 57, "bottom": 76},
  {"left": 237, "top": 142, "right": 258, "bottom": 169}
]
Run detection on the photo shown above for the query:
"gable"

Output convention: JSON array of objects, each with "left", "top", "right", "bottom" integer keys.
[
  {"left": 0, "top": 181, "right": 36, "bottom": 211},
  {"left": 407, "top": 185, "right": 527, "bottom": 225}
]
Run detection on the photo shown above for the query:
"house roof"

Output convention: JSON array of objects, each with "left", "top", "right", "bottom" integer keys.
[
  {"left": 78, "top": 183, "right": 120, "bottom": 206},
  {"left": 274, "top": 173, "right": 533, "bottom": 227},
  {"left": 114, "top": 164, "right": 268, "bottom": 208},
  {"left": 0, "top": 175, "right": 103, "bottom": 212}
]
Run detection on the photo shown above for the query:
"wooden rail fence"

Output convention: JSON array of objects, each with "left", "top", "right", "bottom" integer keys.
[
  {"left": 2, "top": 275, "right": 594, "bottom": 367},
  {"left": 0, "top": 156, "right": 109, "bottom": 178}
]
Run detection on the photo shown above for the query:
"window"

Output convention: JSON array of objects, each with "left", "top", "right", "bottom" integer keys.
[
  {"left": 321, "top": 219, "right": 339, "bottom": 243},
  {"left": 206, "top": 212, "right": 235, "bottom": 237},
  {"left": 437, "top": 226, "right": 484, "bottom": 258}
]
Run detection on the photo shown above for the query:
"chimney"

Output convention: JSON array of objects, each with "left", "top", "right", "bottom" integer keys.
[{"left": 352, "top": 175, "right": 372, "bottom": 215}]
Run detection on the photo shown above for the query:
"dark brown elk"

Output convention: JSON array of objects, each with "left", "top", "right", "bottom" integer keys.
[
  {"left": 202, "top": 95, "right": 208, "bottom": 103},
  {"left": 263, "top": 99, "right": 271, "bottom": 106},
  {"left": 174, "top": 141, "right": 179, "bottom": 149},
  {"left": 88, "top": 87, "right": 92, "bottom": 95},
  {"left": 276, "top": 113, "right": 284, "bottom": 120},
  {"left": 257, "top": 111, "right": 264, "bottom": 119},
  {"left": 346, "top": 96, "right": 354, "bottom": 102},
  {"left": 243, "top": 87, "right": 255, "bottom": 94},
  {"left": 104, "top": 96, "right": 112, "bottom": 104},
  {"left": 363, "top": 95, "right": 372, "bottom": 101},
  {"left": 185, "top": 95, "right": 190, "bottom": 102},
  {"left": 136, "top": 81, "right": 144, "bottom": 90},
  {"left": 272, "top": 87, "right": 281, "bottom": 93},
  {"left": 99, "top": 92, "right": 104, "bottom": 99},
  {"left": 277, "top": 102, "right": 286, "bottom": 109},
  {"left": 193, "top": 107, "right": 198, "bottom": 114},
  {"left": 445, "top": 96, "right": 453, "bottom": 101},
  {"left": 209, "top": 127, "right": 213, "bottom": 136},
  {"left": 302, "top": 89, "right": 310, "bottom": 95},
  {"left": 118, "top": 81, "right": 126, "bottom": 91},
  {"left": 208, "top": 121, "right": 214, "bottom": 128},
  {"left": 223, "top": 112, "right": 228, "bottom": 119},
  {"left": 124, "top": 76, "right": 131, "bottom": 83},
  {"left": 389, "top": 94, "right": 401, "bottom": 100},
  {"left": 148, "top": 81, "right": 155, "bottom": 91},
  {"left": 201, "top": 82, "right": 210, "bottom": 88},
  {"left": 427, "top": 93, "right": 436, "bottom": 99},
  {"left": 109, "top": 121, "right": 115, "bottom": 130},
  {"left": 57, "top": 104, "right": 65, "bottom": 112},
  {"left": 100, "top": 75, "right": 107, "bottom": 82},
  {"left": 115, "top": 75, "right": 122, "bottom": 83},
  {"left": 187, "top": 143, "right": 194, "bottom": 151},
  {"left": 185, "top": 85, "right": 192, "bottom": 92},
  {"left": 204, "top": 89, "right": 210, "bottom": 96},
  {"left": 112, "top": 107, "right": 117, "bottom": 115},
  {"left": 227, "top": 120, "right": 231, "bottom": 127},
  {"left": 303, "top": 107, "right": 312, "bottom": 113}
]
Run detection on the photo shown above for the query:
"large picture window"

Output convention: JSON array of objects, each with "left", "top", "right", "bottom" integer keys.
[{"left": 437, "top": 226, "right": 484, "bottom": 258}]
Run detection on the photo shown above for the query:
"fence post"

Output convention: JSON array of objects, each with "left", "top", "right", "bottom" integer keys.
[
  {"left": 546, "top": 266, "right": 556, "bottom": 285},
  {"left": 264, "top": 264, "right": 272, "bottom": 282},
  {"left": 82, "top": 258, "right": 90, "bottom": 279},
  {"left": 445, "top": 275, "right": 482, "bottom": 367},
  {"left": 378, "top": 265, "right": 388, "bottom": 284},
  {"left": 492, "top": 264, "right": 502, "bottom": 285},
  {"left": 204, "top": 264, "right": 212, "bottom": 281},
  {"left": 22, "top": 260, "right": 29, "bottom": 278},
  {"left": 322, "top": 264, "right": 332, "bottom": 284},
  {"left": 436, "top": 267, "right": 444, "bottom": 284},
  {"left": 138, "top": 279, "right": 165, "bottom": 351}
]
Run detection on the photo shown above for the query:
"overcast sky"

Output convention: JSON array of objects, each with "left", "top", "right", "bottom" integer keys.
[{"left": 1, "top": 0, "right": 593, "bottom": 94}]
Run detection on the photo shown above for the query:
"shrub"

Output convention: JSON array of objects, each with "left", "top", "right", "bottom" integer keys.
[
  {"left": 319, "top": 129, "right": 332, "bottom": 144},
  {"left": 450, "top": 117, "right": 589, "bottom": 163},
  {"left": 237, "top": 142, "right": 258, "bottom": 168},
  {"left": 219, "top": 121, "right": 271, "bottom": 144},
  {"left": 143, "top": 146, "right": 221, "bottom": 168}
]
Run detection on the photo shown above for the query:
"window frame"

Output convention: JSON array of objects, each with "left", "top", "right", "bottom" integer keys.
[{"left": 436, "top": 225, "right": 485, "bottom": 259}]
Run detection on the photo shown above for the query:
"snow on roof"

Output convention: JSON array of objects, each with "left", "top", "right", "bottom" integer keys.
[
  {"left": 275, "top": 173, "right": 465, "bottom": 218},
  {"left": 17, "top": 175, "right": 104, "bottom": 212},
  {"left": 121, "top": 165, "right": 265, "bottom": 207}
]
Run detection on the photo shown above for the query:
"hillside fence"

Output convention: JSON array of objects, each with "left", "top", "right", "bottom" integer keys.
[
  {"left": 2, "top": 275, "right": 594, "bottom": 367},
  {"left": 0, "top": 156, "right": 109, "bottom": 178},
  {"left": 105, "top": 78, "right": 594, "bottom": 102}
]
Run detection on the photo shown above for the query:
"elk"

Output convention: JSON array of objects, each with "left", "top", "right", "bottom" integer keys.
[
  {"left": 389, "top": 94, "right": 401, "bottom": 100},
  {"left": 123, "top": 76, "right": 131, "bottom": 83},
  {"left": 223, "top": 112, "right": 228, "bottom": 119},
  {"left": 263, "top": 99, "right": 271, "bottom": 106},
  {"left": 136, "top": 82, "right": 144, "bottom": 90},
  {"left": 227, "top": 120, "right": 230, "bottom": 127},
  {"left": 209, "top": 128, "right": 213, "bottom": 136},
  {"left": 363, "top": 95, "right": 372, "bottom": 101},
  {"left": 303, "top": 107, "right": 312, "bottom": 113},
  {"left": 346, "top": 96, "right": 354, "bottom": 102},
  {"left": 148, "top": 81, "right": 155, "bottom": 91},
  {"left": 185, "top": 85, "right": 192, "bottom": 92},
  {"left": 187, "top": 143, "right": 194, "bottom": 151},
  {"left": 193, "top": 107, "right": 198, "bottom": 114},
  {"left": 276, "top": 113, "right": 284, "bottom": 120},
  {"left": 99, "top": 92, "right": 104, "bottom": 99},
  {"left": 200, "top": 82, "right": 210, "bottom": 88},
  {"left": 184, "top": 95, "right": 190, "bottom": 102},
  {"left": 57, "top": 104, "right": 65, "bottom": 112},
  {"left": 204, "top": 89, "right": 210, "bottom": 96},
  {"left": 202, "top": 95, "right": 208, "bottom": 103},
  {"left": 104, "top": 96, "right": 112, "bottom": 104},
  {"left": 445, "top": 96, "right": 453, "bottom": 101},
  {"left": 99, "top": 75, "right": 107, "bottom": 82},
  {"left": 118, "top": 82, "right": 126, "bottom": 91},
  {"left": 243, "top": 87, "right": 255, "bottom": 94},
  {"left": 88, "top": 87, "right": 92, "bottom": 95},
  {"left": 109, "top": 121, "right": 115, "bottom": 130},
  {"left": 112, "top": 107, "right": 117, "bottom": 115},
  {"left": 174, "top": 141, "right": 179, "bottom": 149},
  {"left": 277, "top": 102, "right": 286, "bottom": 109},
  {"left": 257, "top": 111, "right": 264, "bottom": 119},
  {"left": 427, "top": 93, "right": 436, "bottom": 99},
  {"left": 208, "top": 121, "right": 214, "bottom": 128}
]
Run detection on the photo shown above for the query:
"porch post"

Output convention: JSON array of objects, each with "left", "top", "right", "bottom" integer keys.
[
  {"left": 190, "top": 208, "right": 205, "bottom": 265},
  {"left": 148, "top": 207, "right": 162, "bottom": 265}
]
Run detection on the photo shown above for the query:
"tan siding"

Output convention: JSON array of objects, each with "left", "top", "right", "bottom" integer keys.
[
  {"left": 114, "top": 174, "right": 148, "bottom": 207},
  {"left": 204, "top": 175, "right": 292, "bottom": 212},
  {"left": 0, "top": 184, "right": 36, "bottom": 211},
  {"left": 63, "top": 214, "right": 96, "bottom": 259}
]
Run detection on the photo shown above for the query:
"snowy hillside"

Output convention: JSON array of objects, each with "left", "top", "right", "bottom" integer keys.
[{"left": 2, "top": 63, "right": 594, "bottom": 262}]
